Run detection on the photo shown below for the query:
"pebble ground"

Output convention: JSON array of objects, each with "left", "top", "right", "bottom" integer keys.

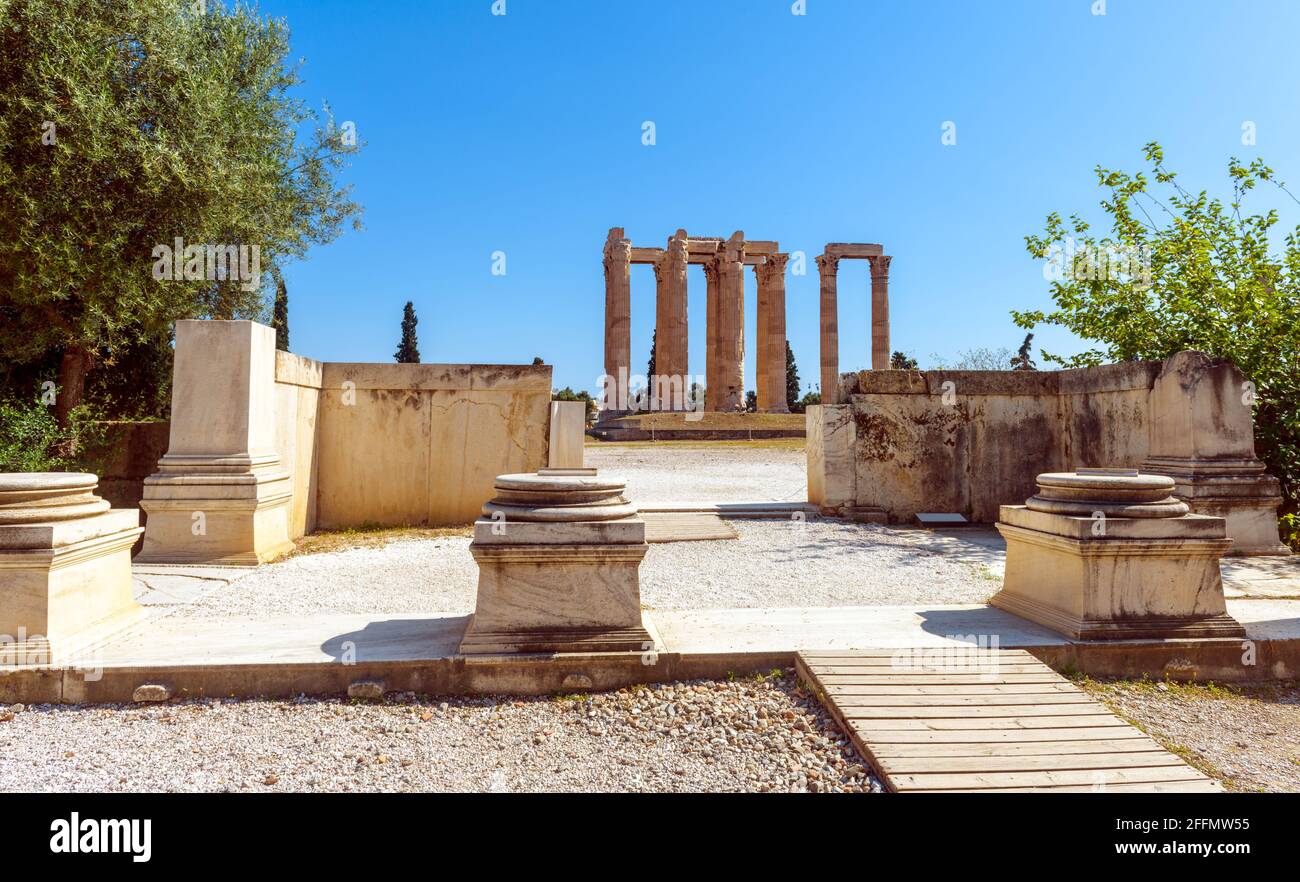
[{"left": 0, "top": 671, "right": 881, "bottom": 793}]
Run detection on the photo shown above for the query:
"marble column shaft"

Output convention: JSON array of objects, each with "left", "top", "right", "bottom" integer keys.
[
  {"left": 602, "top": 230, "right": 632, "bottom": 406},
  {"left": 869, "top": 254, "right": 892, "bottom": 372},
  {"left": 704, "top": 260, "right": 721, "bottom": 411},
  {"left": 760, "top": 254, "right": 790, "bottom": 412},
  {"left": 755, "top": 264, "right": 770, "bottom": 412},
  {"left": 653, "top": 231, "right": 689, "bottom": 409},
  {"left": 716, "top": 236, "right": 746, "bottom": 412},
  {"left": 817, "top": 253, "right": 840, "bottom": 405}
]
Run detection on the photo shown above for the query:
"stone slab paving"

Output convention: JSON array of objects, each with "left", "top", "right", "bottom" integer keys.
[{"left": 797, "top": 649, "right": 1222, "bottom": 793}]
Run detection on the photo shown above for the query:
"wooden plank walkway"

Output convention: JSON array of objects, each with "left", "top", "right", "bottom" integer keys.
[{"left": 796, "top": 649, "right": 1222, "bottom": 793}]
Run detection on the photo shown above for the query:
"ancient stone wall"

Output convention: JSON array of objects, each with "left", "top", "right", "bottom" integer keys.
[
  {"left": 311, "top": 361, "right": 550, "bottom": 528},
  {"left": 808, "top": 354, "right": 1283, "bottom": 553}
]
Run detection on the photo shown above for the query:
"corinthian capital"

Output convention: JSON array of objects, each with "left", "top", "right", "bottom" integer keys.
[
  {"left": 868, "top": 254, "right": 893, "bottom": 278},
  {"left": 815, "top": 253, "right": 840, "bottom": 276}
]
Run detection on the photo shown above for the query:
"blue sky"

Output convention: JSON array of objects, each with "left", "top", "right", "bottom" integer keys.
[{"left": 262, "top": 0, "right": 1300, "bottom": 394}]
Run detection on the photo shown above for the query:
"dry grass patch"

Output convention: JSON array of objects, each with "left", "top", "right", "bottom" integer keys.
[
  {"left": 1079, "top": 677, "right": 1300, "bottom": 792},
  {"left": 285, "top": 524, "right": 472, "bottom": 559}
]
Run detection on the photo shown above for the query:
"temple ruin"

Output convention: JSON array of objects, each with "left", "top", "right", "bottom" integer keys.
[{"left": 602, "top": 227, "right": 892, "bottom": 412}]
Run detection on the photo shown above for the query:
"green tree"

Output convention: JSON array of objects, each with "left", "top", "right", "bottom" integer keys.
[
  {"left": 1009, "top": 333, "right": 1036, "bottom": 371},
  {"left": 0, "top": 0, "right": 362, "bottom": 423},
  {"left": 744, "top": 390, "right": 757, "bottom": 412},
  {"left": 273, "top": 275, "right": 290, "bottom": 352},
  {"left": 785, "top": 340, "right": 800, "bottom": 410},
  {"left": 1015, "top": 142, "right": 1300, "bottom": 514},
  {"left": 646, "top": 329, "right": 657, "bottom": 379},
  {"left": 394, "top": 301, "right": 420, "bottom": 363},
  {"left": 890, "top": 351, "right": 919, "bottom": 370}
]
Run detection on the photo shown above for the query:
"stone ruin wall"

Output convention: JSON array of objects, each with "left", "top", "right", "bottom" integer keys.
[
  {"left": 807, "top": 355, "right": 1248, "bottom": 525},
  {"left": 273, "top": 350, "right": 551, "bottom": 535}
]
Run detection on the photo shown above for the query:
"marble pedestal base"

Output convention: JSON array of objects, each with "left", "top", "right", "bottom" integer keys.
[
  {"left": 0, "top": 476, "right": 143, "bottom": 664},
  {"left": 991, "top": 505, "right": 1242, "bottom": 640},
  {"left": 137, "top": 455, "right": 293, "bottom": 566},
  {"left": 459, "top": 472, "right": 652, "bottom": 654}
]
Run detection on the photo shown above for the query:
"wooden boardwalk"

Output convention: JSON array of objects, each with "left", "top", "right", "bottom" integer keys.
[{"left": 796, "top": 649, "right": 1222, "bottom": 793}]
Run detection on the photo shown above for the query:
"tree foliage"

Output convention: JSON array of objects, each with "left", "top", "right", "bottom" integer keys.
[
  {"left": 1014, "top": 142, "right": 1300, "bottom": 512},
  {"left": 785, "top": 340, "right": 800, "bottom": 410},
  {"left": 394, "top": 301, "right": 420, "bottom": 363},
  {"left": 0, "top": 0, "right": 361, "bottom": 415}
]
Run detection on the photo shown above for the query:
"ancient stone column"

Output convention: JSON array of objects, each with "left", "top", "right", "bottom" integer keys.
[
  {"left": 653, "top": 231, "right": 689, "bottom": 410},
  {"left": 602, "top": 228, "right": 632, "bottom": 410},
  {"left": 758, "top": 254, "right": 790, "bottom": 413},
  {"left": 754, "top": 264, "right": 770, "bottom": 412},
  {"left": 716, "top": 233, "right": 746, "bottom": 411},
  {"left": 869, "top": 254, "right": 892, "bottom": 371},
  {"left": 816, "top": 253, "right": 840, "bottom": 404},
  {"left": 703, "top": 259, "right": 720, "bottom": 411}
]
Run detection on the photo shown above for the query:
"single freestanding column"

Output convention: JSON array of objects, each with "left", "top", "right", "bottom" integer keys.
[
  {"left": 716, "top": 232, "right": 746, "bottom": 411},
  {"left": 759, "top": 254, "right": 790, "bottom": 412},
  {"left": 755, "top": 264, "right": 770, "bottom": 412},
  {"left": 602, "top": 228, "right": 632, "bottom": 407},
  {"left": 138, "top": 320, "right": 293, "bottom": 565},
  {"left": 653, "top": 230, "right": 689, "bottom": 410},
  {"left": 703, "top": 259, "right": 721, "bottom": 411},
  {"left": 817, "top": 253, "right": 840, "bottom": 404},
  {"left": 0, "top": 473, "right": 143, "bottom": 663},
  {"left": 869, "top": 254, "right": 892, "bottom": 371}
]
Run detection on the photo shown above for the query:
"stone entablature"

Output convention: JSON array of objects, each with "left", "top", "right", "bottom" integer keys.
[{"left": 806, "top": 351, "right": 1289, "bottom": 555}]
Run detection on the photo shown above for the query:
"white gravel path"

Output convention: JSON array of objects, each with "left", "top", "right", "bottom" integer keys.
[
  {"left": 175, "top": 519, "right": 1002, "bottom": 618},
  {"left": 0, "top": 673, "right": 881, "bottom": 793},
  {"left": 585, "top": 444, "right": 807, "bottom": 505}
]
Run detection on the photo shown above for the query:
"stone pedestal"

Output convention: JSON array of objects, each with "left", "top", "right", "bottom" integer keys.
[
  {"left": 991, "top": 470, "right": 1243, "bottom": 640},
  {"left": 0, "top": 473, "right": 143, "bottom": 664},
  {"left": 1143, "top": 351, "right": 1290, "bottom": 556},
  {"left": 138, "top": 320, "right": 293, "bottom": 565},
  {"left": 546, "top": 401, "right": 587, "bottom": 471},
  {"left": 459, "top": 473, "right": 652, "bottom": 654}
]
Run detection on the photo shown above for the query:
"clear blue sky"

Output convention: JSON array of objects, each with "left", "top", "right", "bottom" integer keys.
[{"left": 263, "top": 0, "right": 1300, "bottom": 394}]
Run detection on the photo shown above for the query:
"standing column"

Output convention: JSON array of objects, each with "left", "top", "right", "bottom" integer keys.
[
  {"left": 761, "top": 253, "right": 790, "bottom": 413},
  {"left": 703, "top": 258, "right": 720, "bottom": 411},
  {"left": 869, "top": 254, "right": 892, "bottom": 371},
  {"left": 754, "top": 264, "right": 770, "bottom": 412},
  {"left": 816, "top": 253, "right": 841, "bottom": 404},
  {"left": 654, "top": 231, "right": 689, "bottom": 410},
  {"left": 602, "top": 228, "right": 631, "bottom": 408},
  {"left": 716, "top": 232, "right": 746, "bottom": 411}
]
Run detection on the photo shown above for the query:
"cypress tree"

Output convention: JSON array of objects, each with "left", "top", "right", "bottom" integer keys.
[
  {"left": 395, "top": 301, "right": 420, "bottom": 363},
  {"left": 273, "top": 277, "right": 290, "bottom": 351}
]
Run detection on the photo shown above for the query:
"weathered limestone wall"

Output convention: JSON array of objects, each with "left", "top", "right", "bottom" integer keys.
[
  {"left": 313, "top": 363, "right": 551, "bottom": 528},
  {"left": 809, "top": 357, "right": 1187, "bottom": 524},
  {"left": 144, "top": 321, "right": 553, "bottom": 563},
  {"left": 274, "top": 351, "right": 324, "bottom": 539}
]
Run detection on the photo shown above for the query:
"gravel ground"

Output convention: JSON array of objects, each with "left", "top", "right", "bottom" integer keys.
[
  {"left": 176, "top": 518, "right": 1001, "bottom": 617},
  {"left": 0, "top": 671, "right": 881, "bottom": 793},
  {"left": 1083, "top": 679, "right": 1300, "bottom": 793},
  {"left": 585, "top": 443, "right": 807, "bottom": 505}
]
